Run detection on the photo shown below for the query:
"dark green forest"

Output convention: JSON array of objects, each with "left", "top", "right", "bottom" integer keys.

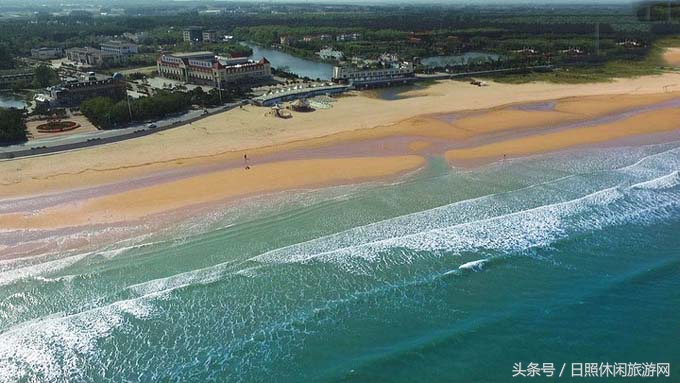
[{"left": 0, "top": 108, "right": 27, "bottom": 144}]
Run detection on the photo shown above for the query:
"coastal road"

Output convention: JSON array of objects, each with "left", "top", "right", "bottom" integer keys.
[{"left": 0, "top": 101, "right": 244, "bottom": 160}]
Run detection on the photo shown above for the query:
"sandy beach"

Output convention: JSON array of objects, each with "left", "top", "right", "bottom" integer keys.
[
  {"left": 665, "top": 47, "right": 680, "bottom": 67},
  {"left": 2, "top": 72, "right": 680, "bottom": 244}
]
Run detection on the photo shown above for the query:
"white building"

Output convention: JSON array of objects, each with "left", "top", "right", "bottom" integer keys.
[
  {"left": 65, "top": 47, "right": 127, "bottom": 67},
  {"left": 332, "top": 62, "right": 414, "bottom": 84},
  {"left": 101, "top": 41, "right": 139, "bottom": 55},
  {"left": 336, "top": 33, "right": 361, "bottom": 42},
  {"left": 31, "top": 47, "right": 63, "bottom": 60},
  {"left": 317, "top": 47, "right": 344, "bottom": 61}
]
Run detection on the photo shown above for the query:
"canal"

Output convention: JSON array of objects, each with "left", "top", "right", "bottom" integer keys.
[{"left": 247, "top": 44, "right": 333, "bottom": 81}]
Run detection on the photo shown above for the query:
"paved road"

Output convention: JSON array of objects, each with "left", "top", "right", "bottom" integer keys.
[{"left": 0, "top": 102, "right": 244, "bottom": 159}]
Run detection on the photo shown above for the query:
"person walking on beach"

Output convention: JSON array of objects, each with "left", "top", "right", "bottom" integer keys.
[{"left": 244, "top": 153, "right": 250, "bottom": 170}]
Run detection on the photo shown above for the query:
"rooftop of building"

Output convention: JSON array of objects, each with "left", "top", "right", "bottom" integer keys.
[
  {"left": 167, "top": 51, "right": 215, "bottom": 58},
  {"left": 101, "top": 40, "right": 137, "bottom": 47},
  {"left": 31, "top": 47, "right": 62, "bottom": 51}
]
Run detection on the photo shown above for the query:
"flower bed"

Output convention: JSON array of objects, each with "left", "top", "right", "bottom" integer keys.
[{"left": 36, "top": 120, "right": 80, "bottom": 133}]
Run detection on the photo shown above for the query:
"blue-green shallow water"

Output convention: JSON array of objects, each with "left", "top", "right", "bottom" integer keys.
[{"left": 2, "top": 143, "right": 680, "bottom": 382}]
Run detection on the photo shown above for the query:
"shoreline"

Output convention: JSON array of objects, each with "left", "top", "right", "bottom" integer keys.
[{"left": 2, "top": 73, "right": 680, "bottom": 257}]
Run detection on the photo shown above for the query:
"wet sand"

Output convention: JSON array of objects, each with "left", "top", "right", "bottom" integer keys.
[
  {"left": 446, "top": 107, "right": 680, "bottom": 164},
  {"left": 0, "top": 156, "right": 425, "bottom": 230}
]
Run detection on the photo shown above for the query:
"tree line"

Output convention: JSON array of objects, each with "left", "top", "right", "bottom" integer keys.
[
  {"left": 80, "top": 88, "right": 241, "bottom": 130},
  {"left": 0, "top": 108, "right": 27, "bottom": 145}
]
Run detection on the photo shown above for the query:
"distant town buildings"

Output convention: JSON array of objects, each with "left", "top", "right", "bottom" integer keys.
[
  {"left": 378, "top": 52, "right": 400, "bottom": 63},
  {"left": 100, "top": 41, "right": 139, "bottom": 55},
  {"left": 336, "top": 33, "right": 361, "bottom": 42},
  {"left": 332, "top": 61, "right": 415, "bottom": 85},
  {"left": 202, "top": 30, "right": 218, "bottom": 43},
  {"left": 156, "top": 52, "right": 272, "bottom": 87},
  {"left": 183, "top": 26, "right": 204, "bottom": 43},
  {"left": 180, "top": 27, "right": 218, "bottom": 43},
  {"left": 280, "top": 33, "right": 358, "bottom": 46},
  {"left": 559, "top": 47, "right": 585, "bottom": 55},
  {"left": 0, "top": 71, "right": 34, "bottom": 89},
  {"left": 65, "top": 47, "right": 127, "bottom": 67},
  {"left": 30, "top": 47, "right": 63, "bottom": 60},
  {"left": 279, "top": 35, "right": 297, "bottom": 46},
  {"left": 513, "top": 47, "right": 539, "bottom": 55},
  {"left": 123, "top": 32, "right": 149, "bottom": 43},
  {"left": 617, "top": 40, "right": 643, "bottom": 48},
  {"left": 317, "top": 47, "right": 344, "bottom": 61}
]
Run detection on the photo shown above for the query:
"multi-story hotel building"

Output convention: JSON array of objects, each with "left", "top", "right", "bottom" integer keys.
[{"left": 156, "top": 52, "right": 272, "bottom": 87}]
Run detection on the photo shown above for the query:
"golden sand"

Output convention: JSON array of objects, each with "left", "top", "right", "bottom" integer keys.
[
  {"left": 3, "top": 83, "right": 680, "bottom": 199},
  {"left": 2, "top": 74, "right": 680, "bottom": 233},
  {"left": 664, "top": 48, "right": 680, "bottom": 67},
  {"left": 0, "top": 156, "right": 425, "bottom": 229},
  {"left": 446, "top": 108, "right": 680, "bottom": 162}
]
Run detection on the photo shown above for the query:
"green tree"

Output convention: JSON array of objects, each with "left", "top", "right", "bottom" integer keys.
[
  {"left": 80, "top": 97, "right": 116, "bottom": 129},
  {"left": 81, "top": 92, "right": 192, "bottom": 129},
  {"left": 33, "top": 65, "right": 59, "bottom": 89},
  {"left": 0, "top": 108, "right": 27, "bottom": 145},
  {"left": 0, "top": 44, "right": 14, "bottom": 70}
]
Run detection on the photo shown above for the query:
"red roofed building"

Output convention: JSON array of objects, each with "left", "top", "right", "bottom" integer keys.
[{"left": 157, "top": 52, "right": 271, "bottom": 87}]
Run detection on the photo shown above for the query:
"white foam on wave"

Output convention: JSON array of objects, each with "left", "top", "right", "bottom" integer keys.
[
  {"left": 0, "top": 231, "right": 165, "bottom": 287},
  {"left": 0, "top": 251, "right": 93, "bottom": 287},
  {"left": 1, "top": 143, "right": 678, "bottom": 381},
  {"left": 459, "top": 259, "right": 488, "bottom": 272},
  {"left": 631, "top": 171, "right": 680, "bottom": 190},
  {"left": 0, "top": 293, "right": 160, "bottom": 383},
  {"left": 619, "top": 146, "right": 680, "bottom": 176},
  {"left": 126, "top": 259, "right": 237, "bottom": 297},
  {"left": 254, "top": 186, "right": 628, "bottom": 266},
  {"left": 97, "top": 240, "right": 159, "bottom": 260},
  {"left": 249, "top": 146, "right": 680, "bottom": 270},
  {"left": 253, "top": 166, "right": 680, "bottom": 272}
]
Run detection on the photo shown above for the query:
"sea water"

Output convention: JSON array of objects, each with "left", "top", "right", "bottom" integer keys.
[{"left": 1, "top": 142, "right": 679, "bottom": 382}]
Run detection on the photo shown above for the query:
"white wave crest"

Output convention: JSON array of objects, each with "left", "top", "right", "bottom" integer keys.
[
  {"left": 0, "top": 295, "right": 159, "bottom": 383},
  {"left": 459, "top": 259, "right": 488, "bottom": 272},
  {"left": 252, "top": 177, "right": 677, "bottom": 271},
  {"left": 631, "top": 171, "right": 680, "bottom": 191}
]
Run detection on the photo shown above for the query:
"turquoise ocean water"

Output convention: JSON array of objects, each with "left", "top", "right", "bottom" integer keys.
[{"left": 1, "top": 142, "right": 680, "bottom": 382}]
